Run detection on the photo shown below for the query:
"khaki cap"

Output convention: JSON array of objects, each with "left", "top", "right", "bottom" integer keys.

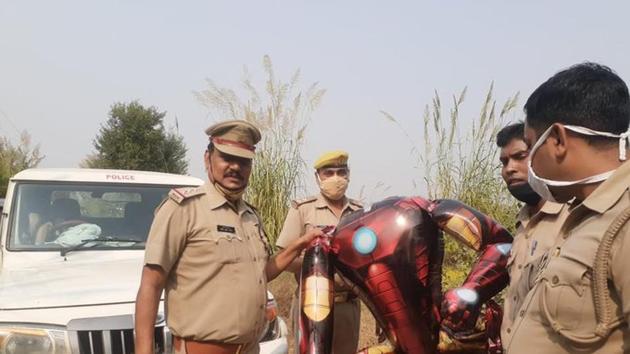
[
  {"left": 205, "top": 120, "right": 262, "bottom": 159},
  {"left": 314, "top": 150, "right": 349, "bottom": 169}
]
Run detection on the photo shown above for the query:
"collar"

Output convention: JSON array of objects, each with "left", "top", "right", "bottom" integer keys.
[
  {"left": 516, "top": 201, "right": 564, "bottom": 228},
  {"left": 204, "top": 182, "right": 251, "bottom": 215},
  {"left": 582, "top": 161, "right": 630, "bottom": 214},
  {"left": 314, "top": 193, "right": 361, "bottom": 213},
  {"left": 541, "top": 200, "right": 565, "bottom": 214}
]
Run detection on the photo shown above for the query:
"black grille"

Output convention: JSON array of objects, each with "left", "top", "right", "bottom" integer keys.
[
  {"left": 67, "top": 314, "right": 170, "bottom": 354},
  {"left": 76, "top": 327, "right": 166, "bottom": 354}
]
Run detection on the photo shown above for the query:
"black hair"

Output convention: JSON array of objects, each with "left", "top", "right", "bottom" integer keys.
[
  {"left": 524, "top": 62, "right": 630, "bottom": 145},
  {"left": 496, "top": 122, "right": 525, "bottom": 148}
]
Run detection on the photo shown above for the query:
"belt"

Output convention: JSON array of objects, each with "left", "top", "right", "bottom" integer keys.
[
  {"left": 333, "top": 291, "right": 358, "bottom": 303},
  {"left": 173, "top": 336, "right": 243, "bottom": 354}
]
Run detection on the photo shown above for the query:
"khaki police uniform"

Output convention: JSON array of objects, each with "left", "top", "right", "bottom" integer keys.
[
  {"left": 506, "top": 160, "right": 630, "bottom": 353},
  {"left": 145, "top": 182, "right": 270, "bottom": 354},
  {"left": 144, "top": 119, "right": 268, "bottom": 354},
  {"left": 276, "top": 193, "right": 363, "bottom": 354},
  {"left": 501, "top": 201, "right": 569, "bottom": 344}
]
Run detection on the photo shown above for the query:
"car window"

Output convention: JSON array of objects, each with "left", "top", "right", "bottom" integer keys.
[{"left": 8, "top": 182, "right": 175, "bottom": 251}]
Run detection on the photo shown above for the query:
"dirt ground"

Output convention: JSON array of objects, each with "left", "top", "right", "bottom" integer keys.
[{"left": 268, "top": 272, "right": 380, "bottom": 352}]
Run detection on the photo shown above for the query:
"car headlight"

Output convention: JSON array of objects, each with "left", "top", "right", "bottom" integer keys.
[{"left": 0, "top": 326, "right": 69, "bottom": 354}]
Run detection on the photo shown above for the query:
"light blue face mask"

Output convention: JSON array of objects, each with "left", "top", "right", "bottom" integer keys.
[{"left": 527, "top": 124, "right": 630, "bottom": 202}]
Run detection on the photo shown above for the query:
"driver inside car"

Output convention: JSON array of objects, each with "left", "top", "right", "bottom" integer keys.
[{"left": 35, "top": 198, "right": 90, "bottom": 244}]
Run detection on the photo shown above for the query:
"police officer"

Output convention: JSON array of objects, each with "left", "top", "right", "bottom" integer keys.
[
  {"left": 135, "top": 120, "right": 320, "bottom": 354},
  {"left": 507, "top": 63, "right": 630, "bottom": 353},
  {"left": 275, "top": 150, "right": 363, "bottom": 354},
  {"left": 495, "top": 122, "right": 569, "bottom": 346}
]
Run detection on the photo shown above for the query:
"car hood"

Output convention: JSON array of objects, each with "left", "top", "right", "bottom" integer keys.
[{"left": 0, "top": 251, "right": 144, "bottom": 310}]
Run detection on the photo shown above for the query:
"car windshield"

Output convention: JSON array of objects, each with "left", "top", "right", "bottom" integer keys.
[{"left": 8, "top": 182, "right": 181, "bottom": 251}]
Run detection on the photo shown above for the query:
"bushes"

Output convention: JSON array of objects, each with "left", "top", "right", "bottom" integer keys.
[
  {"left": 426, "top": 85, "right": 520, "bottom": 289},
  {"left": 388, "top": 84, "right": 520, "bottom": 289}
]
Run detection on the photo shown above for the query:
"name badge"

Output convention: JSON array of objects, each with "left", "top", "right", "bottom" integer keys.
[{"left": 217, "top": 225, "right": 236, "bottom": 233}]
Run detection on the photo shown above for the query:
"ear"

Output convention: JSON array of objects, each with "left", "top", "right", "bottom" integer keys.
[
  {"left": 204, "top": 150, "right": 211, "bottom": 171},
  {"left": 204, "top": 151, "right": 216, "bottom": 183},
  {"left": 549, "top": 123, "right": 569, "bottom": 159}
]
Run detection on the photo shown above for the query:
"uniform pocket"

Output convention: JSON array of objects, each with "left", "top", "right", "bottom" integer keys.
[
  {"left": 538, "top": 256, "right": 591, "bottom": 332},
  {"left": 197, "top": 230, "right": 245, "bottom": 264}
]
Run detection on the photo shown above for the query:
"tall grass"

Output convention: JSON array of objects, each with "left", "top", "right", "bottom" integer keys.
[
  {"left": 387, "top": 84, "right": 520, "bottom": 289},
  {"left": 426, "top": 84, "right": 520, "bottom": 289},
  {"left": 0, "top": 131, "right": 43, "bottom": 197},
  {"left": 194, "top": 55, "right": 325, "bottom": 248}
]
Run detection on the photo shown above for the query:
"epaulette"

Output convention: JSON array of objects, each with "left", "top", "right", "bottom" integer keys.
[
  {"left": 168, "top": 186, "right": 205, "bottom": 204},
  {"left": 291, "top": 196, "right": 318, "bottom": 208},
  {"left": 348, "top": 198, "right": 364, "bottom": 208}
]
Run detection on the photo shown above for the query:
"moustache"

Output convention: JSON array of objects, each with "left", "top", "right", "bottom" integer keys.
[{"left": 224, "top": 171, "right": 243, "bottom": 180}]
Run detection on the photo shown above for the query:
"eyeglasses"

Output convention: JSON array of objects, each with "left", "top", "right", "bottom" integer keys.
[{"left": 319, "top": 167, "right": 349, "bottom": 178}]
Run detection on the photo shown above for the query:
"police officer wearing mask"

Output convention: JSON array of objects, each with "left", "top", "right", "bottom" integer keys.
[
  {"left": 275, "top": 150, "right": 363, "bottom": 354},
  {"left": 507, "top": 63, "right": 630, "bottom": 353},
  {"left": 496, "top": 122, "right": 569, "bottom": 347}
]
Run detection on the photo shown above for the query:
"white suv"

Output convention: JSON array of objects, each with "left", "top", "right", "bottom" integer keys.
[{"left": 0, "top": 168, "right": 288, "bottom": 354}]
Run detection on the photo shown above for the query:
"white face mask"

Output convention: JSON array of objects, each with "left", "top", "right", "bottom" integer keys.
[{"left": 527, "top": 124, "right": 630, "bottom": 202}]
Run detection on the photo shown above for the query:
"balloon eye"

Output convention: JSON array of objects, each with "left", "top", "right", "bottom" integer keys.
[
  {"left": 455, "top": 288, "right": 479, "bottom": 304},
  {"left": 352, "top": 227, "right": 377, "bottom": 255}
]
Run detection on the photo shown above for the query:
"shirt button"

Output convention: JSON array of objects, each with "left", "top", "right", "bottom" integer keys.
[
  {"left": 260, "top": 305, "right": 264, "bottom": 309},
  {"left": 507, "top": 328, "right": 511, "bottom": 333},
  {"left": 518, "top": 264, "right": 523, "bottom": 270},
  {"left": 552, "top": 275, "right": 559, "bottom": 285},
  {"left": 513, "top": 296, "right": 517, "bottom": 301},
  {"left": 253, "top": 257, "right": 257, "bottom": 261},
  {"left": 259, "top": 279, "right": 263, "bottom": 284},
  {"left": 519, "top": 310, "right": 525, "bottom": 317}
]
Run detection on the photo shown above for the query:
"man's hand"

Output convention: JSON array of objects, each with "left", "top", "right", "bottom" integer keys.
[
  {"left": 296, "top": 228, "right": 326, "bottom": 249},
  {"left": 265, "top": 228, "right": 325, "bottom": 281},
  {"left": 440, "top": 287, "right": 481, "bottom": 338}
]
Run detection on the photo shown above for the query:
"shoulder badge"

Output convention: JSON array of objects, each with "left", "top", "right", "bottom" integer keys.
[
  {"left": 291, "top": 195, "right": 318, "bottom": 209},
  {"left": 168, "top": 186, "right": 205, "bottom": 204}
]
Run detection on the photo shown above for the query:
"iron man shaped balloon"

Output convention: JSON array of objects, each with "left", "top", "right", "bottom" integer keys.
[{"left": 297, "top": 196, "right": 513, "bottom": 354}]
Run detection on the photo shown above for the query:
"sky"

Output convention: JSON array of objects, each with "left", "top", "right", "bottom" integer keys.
[{"left": 1, "top": 1, "right": 629, "bottom": 204}]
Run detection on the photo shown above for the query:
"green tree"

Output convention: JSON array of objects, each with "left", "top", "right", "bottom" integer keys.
[
  {"left": 386, "top": 84, "right": 520, "bottom": 290},
  {"left": 195, "top": 55, "right": 325, "bottom": 247},
  {"left": 84, "top": 101, "right": 188, "bottom": 174},
  {"left": 0, "top": 131, "right": 44, "bottom": 197}
]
